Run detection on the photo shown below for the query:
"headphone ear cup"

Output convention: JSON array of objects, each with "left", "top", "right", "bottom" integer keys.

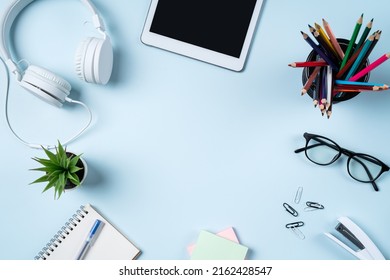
[
  {"left": 75, "top": 37, "right": 113, "bottom": 85},
  {"left": 93, "top": 37, "right": 113, "bottom": 85},
  {"left": 75, "top": 37, "right": 93, "bottom": 82},
  {"left": 20, "top": 65, "right": 71, "bottom": 107}
]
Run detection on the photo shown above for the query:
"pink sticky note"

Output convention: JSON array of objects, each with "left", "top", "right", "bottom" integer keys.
[{"left": 187, "top": 227, "right": 239, "bottom": 255}]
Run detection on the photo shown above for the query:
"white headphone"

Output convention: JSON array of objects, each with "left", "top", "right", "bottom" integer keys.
[{"left": 0, "top": 0, "right": 113, "bottom": 148}]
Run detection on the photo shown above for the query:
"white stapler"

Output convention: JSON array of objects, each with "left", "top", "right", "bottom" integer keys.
[{"left": 324, "top": 216, "right": 385, "bottom": 260}]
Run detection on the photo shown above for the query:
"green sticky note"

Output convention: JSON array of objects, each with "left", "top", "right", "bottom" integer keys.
[{"left": 191, "top": 230, "right": 248, "bottom": 260}]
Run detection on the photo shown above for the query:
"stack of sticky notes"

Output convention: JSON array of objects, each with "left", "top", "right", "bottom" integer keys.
[{"left": 189, "top": 228, "right": 248, "bottom": 260}]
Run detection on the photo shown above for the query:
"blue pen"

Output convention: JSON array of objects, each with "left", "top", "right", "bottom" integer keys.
[{"left": 75, "top": 219, "right": 104, "bottom": 260}]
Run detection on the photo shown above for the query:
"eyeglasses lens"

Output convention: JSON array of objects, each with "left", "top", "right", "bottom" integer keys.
[
  {"left": 306, "top": 136, "right": 340, "bottom": 165},
  {"left": 348, "top": 154, "right": 382, "bottom": 182}
]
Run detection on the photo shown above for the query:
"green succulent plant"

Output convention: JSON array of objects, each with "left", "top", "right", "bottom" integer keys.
[{"left": 30, "top": 142, "right": 83, "bottom": 199}]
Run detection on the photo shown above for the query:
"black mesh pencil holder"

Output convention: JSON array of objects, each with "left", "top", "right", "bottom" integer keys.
[{"left": 302, "top": 38, "right": 370, "bottom": 103}]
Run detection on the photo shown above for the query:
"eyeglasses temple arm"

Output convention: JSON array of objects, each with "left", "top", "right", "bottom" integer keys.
[
  {"left": 371, "top": 181, "right": 379, "bottom": 192},
  {"left": 294, "top": 147, "right": 305, "bottom": 153},
  {"left": 294, "top": 142, "right": 332, "bottom": 154}
]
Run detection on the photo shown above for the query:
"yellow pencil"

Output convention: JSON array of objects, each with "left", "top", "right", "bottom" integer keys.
[{"left": 314, "top": 22, "right": 339, "bottom": 59}]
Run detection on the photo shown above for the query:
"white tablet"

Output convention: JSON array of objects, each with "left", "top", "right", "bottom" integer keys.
[{"left": 141, "top": 0, "right": 264, "bottom": 71}]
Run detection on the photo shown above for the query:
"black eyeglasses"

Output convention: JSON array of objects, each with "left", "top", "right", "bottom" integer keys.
[{"left": 295, "top": 132, "right": 389, "bottom": 191}]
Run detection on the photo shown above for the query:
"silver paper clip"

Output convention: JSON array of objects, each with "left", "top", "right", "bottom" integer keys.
[
  {"left": 290, "top": 227, "right": 305, "bottom": 240},
  {"left": 294, "top": 187, "right": 303, "bottom": 204},
  {"left": 304, "top": 201, "right": 325, "bottom": 211},
  {"left": 283, "top": 202, "right": 298, "bottom": 217}
]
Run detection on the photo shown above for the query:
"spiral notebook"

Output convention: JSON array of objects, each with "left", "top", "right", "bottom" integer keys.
[{"left": 35, "top": 204, "right": 141, "bottom": 260}]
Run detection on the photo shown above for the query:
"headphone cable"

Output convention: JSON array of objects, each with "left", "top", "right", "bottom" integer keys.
[{"left": 1, "top": 56, "right": 93, "bottom": 150}]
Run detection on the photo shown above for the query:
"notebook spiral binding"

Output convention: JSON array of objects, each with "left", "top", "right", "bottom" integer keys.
[{"left": 34, "top": 205, "right": 89, "bottom": 260}]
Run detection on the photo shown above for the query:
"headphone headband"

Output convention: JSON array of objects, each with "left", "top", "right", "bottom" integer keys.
[{"left": 0, "top": 0, "right": 106, "bottom": 79}]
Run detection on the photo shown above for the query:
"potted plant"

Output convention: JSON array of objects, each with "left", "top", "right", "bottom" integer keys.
[{"left": 30, "top": 142, "right": 87, "bottom": 199}]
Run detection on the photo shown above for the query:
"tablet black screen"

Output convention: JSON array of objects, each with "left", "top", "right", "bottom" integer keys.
[{"left": 149, "top": 0, "right": 257, "bottom": 58}]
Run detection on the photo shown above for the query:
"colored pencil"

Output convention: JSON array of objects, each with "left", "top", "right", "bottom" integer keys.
[
  {"left": 335, "top": 80, "right": 388, "bottom": 88},
  {"left": 345, "top": 34, "right": 375, "bottom": 80},
  {"left": 334, "top": 86, "right": 387, "bottom": 92},
  {"left": 319, "top": 67, "right": 327, "bottom": 114},
  {"left": 373, "top": 30, "right": 382, "bottom": 47},
  {"left": 335, "top": 43, "right": 364, "bottom": 79},
  {"left": 326, "top": 66, "right": 333, "bottom": 110},
  {"left": 353, "top": 30, "right": 381, "bottom": 74},
  {"left": 308, "top": 24, "right": 316, "bottom": 36},
  {"left": 308, "top": 23, "right": 336, "bottom": 61},
  {"left": 326, "top": 103, "right": 332, "bottom": 119},
  {"left": 321, "top": 66, "right": 328, "bottom": 105},
  {"left": 302, "top": 66, "right": 321, "bottom": 95},
  {"left": 301, "top": 31, "right": 339, "bottom": 71},
  {"left": 288, "top": 60, "right": 328, "bottom": 67},
  {"left": 333, "top": 88, "right": 364, "bottom": 94},
  {"left": 314, "top": 22, "right": 339, "bottom": 59},
  {"left": 332, "top": 84, "right": 388, "bottom": 99},
  {"left": 312, "top": 30, "right": 339, "bottom": 64},
  {"left": 349, "top": 52, "right": 390, "bottom": 81},
  {"left": 313, "top": 66, "right": 322, "bottom": 107},
  {"left": 355, "top": 18, "right": 374, "bottom": 52},
  {"left": 340, "top": 14, "right": 363, "bottom": 70},
  {"left": 335, "top": 85, "right": 378, "bottom": 90},
  {"left": 322, "top": 18, "right": 345, "bottom": 59}
]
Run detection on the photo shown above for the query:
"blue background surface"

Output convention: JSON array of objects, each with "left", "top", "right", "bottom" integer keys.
[{"left": 0, "top": 0, "right": 390, "bottom": 260}]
